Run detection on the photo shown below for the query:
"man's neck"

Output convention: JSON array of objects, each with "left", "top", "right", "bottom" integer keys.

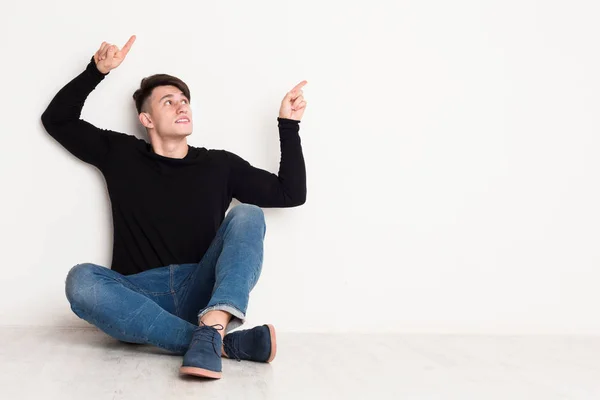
[{"left": 150, "top": 136, "right": 189, "bottom": 159}]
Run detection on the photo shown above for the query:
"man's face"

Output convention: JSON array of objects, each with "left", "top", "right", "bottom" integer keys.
[{"left": 142, "top": 85, "right": 193, "bottom": 138}]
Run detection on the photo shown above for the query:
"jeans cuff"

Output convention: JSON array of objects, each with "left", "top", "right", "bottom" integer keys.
[{"left": 198, "top": 304, "right": 246, "bottom": 334}]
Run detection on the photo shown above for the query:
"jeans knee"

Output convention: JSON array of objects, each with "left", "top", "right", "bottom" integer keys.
[
  {"left": 229, "top": 204, "right": 265, "bottom": 229},
  {"left": 65, "top": 263, "right": 102, "bottom": 308}
]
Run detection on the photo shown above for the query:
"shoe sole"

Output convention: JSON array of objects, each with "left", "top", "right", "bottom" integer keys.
[
  {"left": 179, "top": 366, "right": 222, "bottom": 379},
  {"left": 266, "top": 324, "right": 277, "bottom": 363}
]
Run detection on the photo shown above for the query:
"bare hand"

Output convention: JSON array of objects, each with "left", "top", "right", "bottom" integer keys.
[
  {"left": 94, "top": 35, "right": 136, "bottom": 74},
  {"left": 279, "top": 80, "right": 308, "bottom": 121}
]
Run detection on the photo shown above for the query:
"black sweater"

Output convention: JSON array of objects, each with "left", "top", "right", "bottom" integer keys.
[{"left": 41, "top": 57, "right": 306, "bottom": 275}]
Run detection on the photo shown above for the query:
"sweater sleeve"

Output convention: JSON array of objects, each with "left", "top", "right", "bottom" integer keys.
[
  {"left": 226, "top": 117, "right": 307, "bottom": 207},
  {"left": 41, "top": 56, "right": 124, "bottom": 170}
]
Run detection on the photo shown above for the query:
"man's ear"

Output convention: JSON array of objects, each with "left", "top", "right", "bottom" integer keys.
[{"left": 139, "top": 112, "right": 154, "bottom": 129}]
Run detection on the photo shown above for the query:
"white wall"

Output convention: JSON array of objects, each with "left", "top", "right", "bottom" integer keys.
[{"left": 1, "top": 0, "right": 600, "bottom": 334}]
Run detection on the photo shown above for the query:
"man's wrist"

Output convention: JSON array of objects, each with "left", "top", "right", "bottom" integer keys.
[
  {"left": 277, "top": 116, "right": 300, "bottom": 123},
  {"left": 88, "top": 56, "right": 109, "bottom": 77}
]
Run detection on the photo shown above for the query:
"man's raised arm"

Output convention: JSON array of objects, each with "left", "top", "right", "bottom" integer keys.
[
  {"left": 41, "top": 35, "right": 136, "bottom": 169},
  {"left": 228, "top": 81, "right": 308, "bottom": 207}
]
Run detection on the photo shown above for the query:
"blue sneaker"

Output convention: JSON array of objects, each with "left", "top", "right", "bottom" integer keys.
[
  {"left": 223, "top": 324, "right": 277, "bottom": 363},
  {"left": 180, "top": 323, "right": 224, "bottom": 379}
]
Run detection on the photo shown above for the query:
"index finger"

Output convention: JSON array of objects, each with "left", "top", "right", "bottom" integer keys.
[
  {"left": 291, "top": 80, "right": 307, "bottom": 93},
  {"left": 121, "top": 35, "right": 136, "bottom": 56}
]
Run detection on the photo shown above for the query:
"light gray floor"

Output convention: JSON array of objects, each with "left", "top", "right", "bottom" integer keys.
[{"left": 0, "top": 327, "right": 599, "bottom": 399}]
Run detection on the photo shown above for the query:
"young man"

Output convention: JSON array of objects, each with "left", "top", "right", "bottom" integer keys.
[{"left": 41, "top": 35, "right": 307, "bottom": 379}]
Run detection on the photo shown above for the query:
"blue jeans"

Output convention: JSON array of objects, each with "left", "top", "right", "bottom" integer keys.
[{"left": 65, "top": 204, "right": 266, "bottom": 355}]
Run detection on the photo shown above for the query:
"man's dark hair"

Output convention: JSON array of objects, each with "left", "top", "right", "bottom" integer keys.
[{"left": 132, "top": 74, "right": 191, "bottom": 114}]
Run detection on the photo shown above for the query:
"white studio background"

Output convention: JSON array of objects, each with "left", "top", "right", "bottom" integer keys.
[{"left": 1, "top": 0, "right": 600, "bottom": 334}]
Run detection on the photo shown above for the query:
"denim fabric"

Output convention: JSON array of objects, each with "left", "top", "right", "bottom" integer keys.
[{"left": 65, "top": 204, "right": 266, "bottom": 355}]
